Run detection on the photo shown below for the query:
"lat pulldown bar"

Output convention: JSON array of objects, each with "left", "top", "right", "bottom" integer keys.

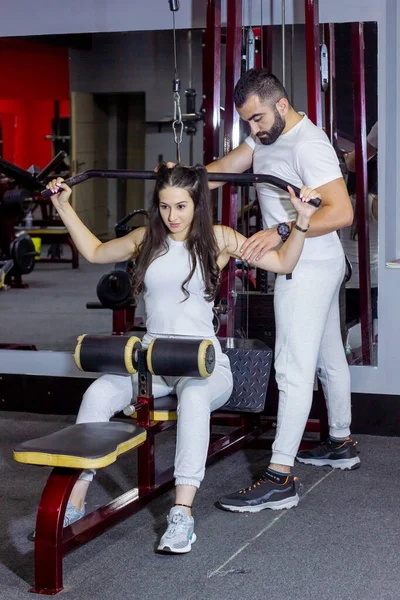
[{"left": 40, "top": 170, "right": 321, "bottom": 208}]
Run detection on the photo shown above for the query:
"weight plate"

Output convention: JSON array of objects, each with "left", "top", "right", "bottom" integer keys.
[
  {"left": 10, "top": 233, "right": 36, "bottom": 275},
  {"left": 2, "top": 188, "right": 31, "bottom": 220},
  {"left": 97, "top": 269, "right": 132, "bottom": 310}
]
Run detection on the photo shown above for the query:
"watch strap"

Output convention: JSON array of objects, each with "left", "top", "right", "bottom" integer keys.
[{"left": 294, "top": 222, "right": 309, "bottom": 233}]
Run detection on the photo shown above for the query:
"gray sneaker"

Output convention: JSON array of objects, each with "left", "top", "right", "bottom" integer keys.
[
  {"left": 157, "top": 506, "right": 197, "bottom": 554},
  {"left": 30, "top": 501, "right": 85, "bottom": 541},
  {"left": 63, "top": 500, "right": 85, "bottom": 527}
]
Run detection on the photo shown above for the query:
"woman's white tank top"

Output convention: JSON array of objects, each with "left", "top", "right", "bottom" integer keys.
[{"left": 143, "top": 237, "right": 215, "bottom": 337}]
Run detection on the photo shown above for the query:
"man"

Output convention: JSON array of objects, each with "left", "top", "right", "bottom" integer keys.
[{"left": 207, "top": 69, "right": 359, "bottom": 513}]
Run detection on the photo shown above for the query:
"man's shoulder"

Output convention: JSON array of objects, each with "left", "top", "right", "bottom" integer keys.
[
  {"left": 294, "top": 120, "right": 335, "bottom": 161},
  {"left": 296, "top": 115, "right": 330, "bottom": 143}
]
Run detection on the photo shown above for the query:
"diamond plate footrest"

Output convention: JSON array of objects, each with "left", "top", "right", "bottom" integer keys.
[{"left": 220, "top": 338, "right": 273, "bottom": 413}]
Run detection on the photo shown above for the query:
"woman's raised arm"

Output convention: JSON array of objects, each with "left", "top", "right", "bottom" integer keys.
[{"left": 46, "top": 178, "right": 145, "bottom": 264}]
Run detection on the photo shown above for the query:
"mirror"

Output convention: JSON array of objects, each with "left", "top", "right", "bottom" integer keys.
[
  {"left": 0, "top": 23, "right": 378, "bottom": 367},
  {"left": 335, "top": 22, "right": 378, "bottom": 366},
  {"left": 232, "top": 21, "right": 378, "bottom": 367},
  {"left": 0, "top": 31, "right": 204, "bottom": 353}
]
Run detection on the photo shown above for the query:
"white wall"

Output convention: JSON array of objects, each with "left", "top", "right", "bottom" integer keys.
[
  {"left": 0, "top": 0, "right": 194, "bottom": 37},
  {"left": 0, "top": 0, "right": 382, "bottom": 38}
]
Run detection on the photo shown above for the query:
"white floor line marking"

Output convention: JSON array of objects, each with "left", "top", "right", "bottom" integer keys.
[{"left": 207, "top": 470, "right": 335, "bottom": 579}]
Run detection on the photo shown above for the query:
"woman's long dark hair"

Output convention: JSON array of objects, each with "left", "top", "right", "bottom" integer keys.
[{"left": 132, "top": 164, "right": 220, "bottom": 302}]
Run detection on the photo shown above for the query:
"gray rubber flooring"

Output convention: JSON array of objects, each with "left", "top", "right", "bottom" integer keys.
[{"left": 1, "top": 413, "right": 399, "bottom": 600}]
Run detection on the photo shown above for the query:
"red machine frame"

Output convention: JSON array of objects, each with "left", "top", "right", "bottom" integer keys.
[
  {"left": 30, "top": 344, "right": 325, "bottom": 595},
  {"left": 202, "top": 0, "right": 374, "bottom": 363},
  {"left": 351, "top": 22, "right": 373, "bottom": 364}
]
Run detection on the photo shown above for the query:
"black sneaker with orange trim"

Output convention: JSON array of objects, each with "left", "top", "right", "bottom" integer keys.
[
  {"left": 218, "top": 471, "right": 300, "bottom": 513},
  {"left": 296, "top": 438, "right": 360, "bottom": 470}
]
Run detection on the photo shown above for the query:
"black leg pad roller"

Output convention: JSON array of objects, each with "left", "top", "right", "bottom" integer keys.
[
  {"left": 146, "top": 338, "right": 215, "bottom": 377},
  {"left": 74, "top": 334, "right": 142, "bottom": 374}
]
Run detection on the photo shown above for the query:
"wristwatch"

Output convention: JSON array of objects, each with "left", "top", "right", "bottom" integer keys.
[{"left": 277, "top": 222, "right": 291, "bottom": 242}]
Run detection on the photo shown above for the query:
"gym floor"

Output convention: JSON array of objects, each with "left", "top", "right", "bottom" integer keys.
[
  {"left": 1, "top": 257, "right": 399, "bottom": 599},
  {"left": 2, "top": 417, "right": 399, "bottom": 600}
]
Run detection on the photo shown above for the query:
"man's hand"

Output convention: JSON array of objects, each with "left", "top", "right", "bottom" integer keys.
[
  {"left": 240, "top": 228, "right": 281, "bottom": 263},
  {"left": 240, "top": 185, "right": 320, "bottom": 263}
]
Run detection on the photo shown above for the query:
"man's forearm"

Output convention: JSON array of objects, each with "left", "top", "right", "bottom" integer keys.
[
  {"left": 205, "top": 143, "right": 254, "bottom": 190},
  {"left": 259, "top": 215, "right": 310, "bottom": 274},
  {"left": 205, "top": 158, "right": 228, "bottom": 189},
  {"left": 287, "top": 204, "right": 352, "bottom": 238}
]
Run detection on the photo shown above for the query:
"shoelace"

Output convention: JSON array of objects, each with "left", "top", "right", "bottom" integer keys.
[
  {"left": 239, "top": 475, "right": 270, "bottom": 495},
  {"left": 165, "top": 512, "right": 189, "bottom": 538},
  {"left": 327, "top": 438, "right": 353, "bottom": 449},
  {"left": 239, "top": 473, "right": 294, "bottom": 495}
]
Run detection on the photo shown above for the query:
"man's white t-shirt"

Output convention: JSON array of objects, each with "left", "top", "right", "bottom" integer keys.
[{"left": 245, "top": 113, "right": 344, "bottom": 260}]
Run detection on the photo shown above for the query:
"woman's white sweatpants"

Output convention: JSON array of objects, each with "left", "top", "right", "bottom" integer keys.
[
  {"left": 76, "top": 335, "right": 233, "bottom": 488},
  {"left": 271, "top": 255, "right": 351, "bottom": 467}
]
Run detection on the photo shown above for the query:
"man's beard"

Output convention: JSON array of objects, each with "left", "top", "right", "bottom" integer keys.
[{"left": 257, "top": 109, "right": 286, "bottom": 145}]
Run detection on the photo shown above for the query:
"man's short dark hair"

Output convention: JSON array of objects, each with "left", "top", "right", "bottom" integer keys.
[{"left": 234, "top": 69, "right": 289, "bottom": 108}]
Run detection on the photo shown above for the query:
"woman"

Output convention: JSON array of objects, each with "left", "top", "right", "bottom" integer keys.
[{"left": 45, "top": 164, "right": 319, "bottom": 553}]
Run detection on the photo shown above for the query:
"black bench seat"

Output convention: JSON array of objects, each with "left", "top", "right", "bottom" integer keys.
[{"left": 13, "top": 422, "right": 147, "bottom": 469}]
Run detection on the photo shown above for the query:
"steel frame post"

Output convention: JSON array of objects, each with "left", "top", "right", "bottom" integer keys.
[
  {"left": 202, "top": 0, "right": 221, "bottom": 166},
  {"left": 305, "top": 0, "right": 322, "bottom": 127},
  {"left": 351, "top": 22, "right": 373, "bottom": 364},
  {"left": 219, "top": 0, "right": 243, "bottom": 337},
  {"left": 31, "top": 469, "right": 80, "bottom": 594},
  {"left": 324, "top": 23, "right": 338, "bottom": 149},
  {"left": 262, "top": 26, "right": 273, "bottom": 72}
]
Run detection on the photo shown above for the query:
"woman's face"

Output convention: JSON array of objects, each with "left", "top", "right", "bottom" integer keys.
[{"left": 159, "top": 186, "right": 195, "bottom": 239}]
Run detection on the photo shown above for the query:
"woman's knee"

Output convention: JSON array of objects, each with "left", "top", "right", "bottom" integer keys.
[
  {"left": 77, "top": 374, "right": 133, "bottom": 424},
  {"left": 176, "top": 371, "right": 232, "bottom": 415}
]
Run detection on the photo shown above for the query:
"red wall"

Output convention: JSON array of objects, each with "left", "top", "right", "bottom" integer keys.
[{"left": 0, "top": 39, "right": 70, "bottom": 170}]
